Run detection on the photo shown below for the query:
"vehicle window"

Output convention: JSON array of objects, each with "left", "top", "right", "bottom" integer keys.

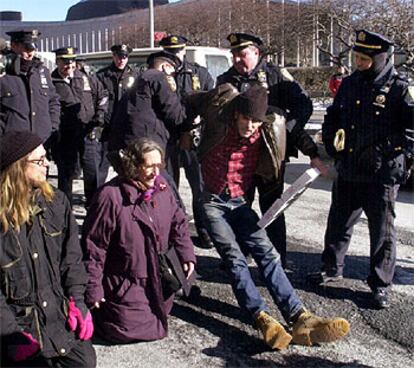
[{"left": 205, "top": 55, "right": 231, "bottom": 82}]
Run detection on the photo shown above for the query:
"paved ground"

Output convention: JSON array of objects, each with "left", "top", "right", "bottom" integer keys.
[{"left": 52, "top": 145, "right": 414, "bottom": 368}]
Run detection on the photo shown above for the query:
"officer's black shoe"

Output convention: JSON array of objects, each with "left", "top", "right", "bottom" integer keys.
[
  {"left": 196, "top": 229, "right": 214, "bottom": 249},
  {"left": 307, "top": 271, "right": 343, "bottom": 285},
  {"left": 373, "top": 288, "right": 390, "bottom": 309}
]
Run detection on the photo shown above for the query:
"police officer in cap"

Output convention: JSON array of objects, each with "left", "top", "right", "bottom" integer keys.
[
  {"left": 310, "top": 30, "right": 414, "bottom": 309},
  {"left": 217, "top": 33, "right": 328, "bottom": 267},
  {"left": 96, "top": 44, "right": 137, "bottom": 178},
  {"left": 160, "top": 34, "right": 215, "bottom": 249},
  {"left": 51, "top": 47, "right": 108, "bottom": 207},
  {"left": 0, "top": 29, "right": 60, "bottom": 143},
  {"left": 96, "top": 44, "right": 137, "bottom": 139}
]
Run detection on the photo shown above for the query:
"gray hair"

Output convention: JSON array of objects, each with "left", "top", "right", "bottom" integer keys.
[{"left": 119, "top": 138, "right": 165, "bottom": 181}]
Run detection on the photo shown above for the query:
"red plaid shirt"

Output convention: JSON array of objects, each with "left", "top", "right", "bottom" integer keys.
[{"left": 201, "top": 125, "right": 262, "bottom": 198}]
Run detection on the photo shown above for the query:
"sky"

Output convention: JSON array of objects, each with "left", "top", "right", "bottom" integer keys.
[{"left": 0, "top": 0, "right": 179, "bottom": 22}]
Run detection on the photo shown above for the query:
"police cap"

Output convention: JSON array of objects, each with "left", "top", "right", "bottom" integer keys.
[
  {"left": 111, "top": 44, "right": 132, "bottom": 57},
  {"left": 6, "top": 29, "right": 41, "bottom": 50},
  {"left": 159, "top": 35, "right": 187, "bottom": 50},
  {"left": 53, "top": 47, "right": 78, "bottom": 60},
  {"left": 227, "top": 33, "right": 263, "bottom": 51},
  {"left": 353, "top": 30, "right": 393, "bottom": 56},
  {"left": 147, "top": 51, "right": 181, "bottom": 68}
]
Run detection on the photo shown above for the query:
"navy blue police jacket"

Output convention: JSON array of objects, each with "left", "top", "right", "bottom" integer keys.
[
  {"left": 0, "top": 55, "right": 60, "bottom": 142},
  {"left": 323, "top": 62, "right": 414, "bottom": 184},
  {"left": 109, "top": 69, "right": 187, "bottom": 151}
]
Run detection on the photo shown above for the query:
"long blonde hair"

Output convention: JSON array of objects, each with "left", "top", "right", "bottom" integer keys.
[{"left": 0, "top": 157, "right": 54, "bottom": 233}]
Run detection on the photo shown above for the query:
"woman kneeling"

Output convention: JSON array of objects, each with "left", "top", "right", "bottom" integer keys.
[{"left": 82, "top": 138, "right": 196, "bottom": 343}]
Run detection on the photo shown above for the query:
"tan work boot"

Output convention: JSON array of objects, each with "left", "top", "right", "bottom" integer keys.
[
  {"left": 291, "top": 310, "right": 350, "bottom": 346},
  {"left": 256, "top": 311, "right": 292, "bottom": 350}
]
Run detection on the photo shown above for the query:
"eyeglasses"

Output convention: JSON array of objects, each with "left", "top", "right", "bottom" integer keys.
[
  {"left": 28, "top": 156, "right": 49, "bottom": 166},
  {"left": 141, "top": 162, "right": 165, "bottom": 172}
]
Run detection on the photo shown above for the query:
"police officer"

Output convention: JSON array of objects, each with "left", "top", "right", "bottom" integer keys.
[
  {"left": 217, "top": 33, "right": 328, "bottom": 267},
  {"left": 0, "top": 29, "right": 60, "bottom": 143},
  {"left": 110, "top": 51, "right": 187, "bottom": 160},
  {"left": 160, "top": 34, "right": 215, "bottom": 249},
  {"left": 311, "top": 30, "right": 414, "bottom": 309},
  {"left": 96, "top": 44, "right": 137, "bottom": 141},
  {"left": 51, "top": 47, "right": 108, "bottom": 206}
]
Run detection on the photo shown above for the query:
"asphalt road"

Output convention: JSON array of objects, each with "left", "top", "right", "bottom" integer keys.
[{"left": 62, "top": 150, "right": 414, "bottom": 368}]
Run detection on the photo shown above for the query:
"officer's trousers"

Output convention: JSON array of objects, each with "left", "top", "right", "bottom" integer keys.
[
  {"left": 56, "top": 129, "right": 110, "bottom": 206},
  {"left": 252, "top": 164, "right": 287, "bottom": 268},
  {"left": 180, "top": 148, "right": 208, "bottom": 235},
  {"left": 322, "top": 177, "right": 399, "bottom": 290}
]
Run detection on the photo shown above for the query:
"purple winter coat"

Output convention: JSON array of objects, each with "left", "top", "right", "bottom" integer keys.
[{"left": 82, "top": 176, "right": 196, "bottom": 343}]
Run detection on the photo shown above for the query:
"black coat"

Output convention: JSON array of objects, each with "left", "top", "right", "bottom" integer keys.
[
  {"left": 109, "top": 69, "right": 187, "bottom": 151},
  {"left": 96, "top": 63, "right": 138, "bottom": 128},
  {"left": 0, "top": 55, "right": 60, "bottom": 142},
  {"left": 217, "top": 59, "right": 317, "bottom": 160},
  {"left": 175, "top": 59, "right": 214, "bottom": 98},
  {"left": 0, "top": 190, "right": 89, "bottom": 359},
  {"left": 51, "top": 68, "right": 107, "bottom": 132},
  {"left": 323, "top": 62, "right": 414, "bottom": 184}
]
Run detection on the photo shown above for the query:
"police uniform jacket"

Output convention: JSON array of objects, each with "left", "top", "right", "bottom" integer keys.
[
  {"left": 0, "top": 190, "right": 89, "bottom": 359},
  {"left": 110, "top": 69, "right": 187, "bottom": 151},
  {"left": 322, "top": 62, "right": 414, "bottom": 184},
  {"left": 217, "top": 58, "right": 317, "bottom": 160},
  {"left": 51, "top": 68, "right": 107, "bottom": 132},
  {"left": 0, "top": 56, "right": 60, "bottom": 142},
  {"left": 175, "top": 59, "right": 214, "bottom": 99},
  {"left": 96, "top": 63, "right": 137, "bottom": 127}
]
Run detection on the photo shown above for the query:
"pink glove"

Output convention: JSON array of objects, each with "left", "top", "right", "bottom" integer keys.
[
  {"left": 13, "top": 332, "right": 40, "bottom": 362},
  {"left": 67, "top": 297, "right": 94, "bottom": 340}
]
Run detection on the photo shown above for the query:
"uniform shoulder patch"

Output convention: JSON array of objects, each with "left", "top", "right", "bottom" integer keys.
[{"left": 280, "top": 67, "right": 294, "bottom": 82}]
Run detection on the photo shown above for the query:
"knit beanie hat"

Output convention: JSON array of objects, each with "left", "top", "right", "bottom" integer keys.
[{"left": 0, "top": 131, "right": 43, "bottom": 171}]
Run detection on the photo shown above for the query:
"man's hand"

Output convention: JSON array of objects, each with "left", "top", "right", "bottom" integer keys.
[
  {"left": 310, "top": 157, "right": 329, "bottom": 177},
  {"left": 183, "top": 262, "right": 195, "bottom": 279}
]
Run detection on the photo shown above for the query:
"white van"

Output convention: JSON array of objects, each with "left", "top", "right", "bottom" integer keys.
[{"left": 78, "top": 46, "right": 232, "bottom": 82}]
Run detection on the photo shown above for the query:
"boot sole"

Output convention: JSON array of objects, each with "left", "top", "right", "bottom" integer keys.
[{"left": 292, "top": 318, "right": 350, "bottom": 346}]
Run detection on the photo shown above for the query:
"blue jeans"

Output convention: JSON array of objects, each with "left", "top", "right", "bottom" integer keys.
[{"left": 201, "top": 191, "right": 303, "bottom": 323}]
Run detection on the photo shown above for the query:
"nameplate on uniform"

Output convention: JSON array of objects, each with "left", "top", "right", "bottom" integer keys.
[{"left": 40, "top": 68, "right": 49, "bottom": 89}]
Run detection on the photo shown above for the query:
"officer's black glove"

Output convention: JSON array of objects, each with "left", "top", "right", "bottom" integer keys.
[{"left": 358, "top": 145, "right": 383, "bottom": 173}]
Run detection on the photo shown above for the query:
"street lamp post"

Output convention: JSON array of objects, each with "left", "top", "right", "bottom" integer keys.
[{"left": 149, "top": 0, "right": 154, "bottom": 48}]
